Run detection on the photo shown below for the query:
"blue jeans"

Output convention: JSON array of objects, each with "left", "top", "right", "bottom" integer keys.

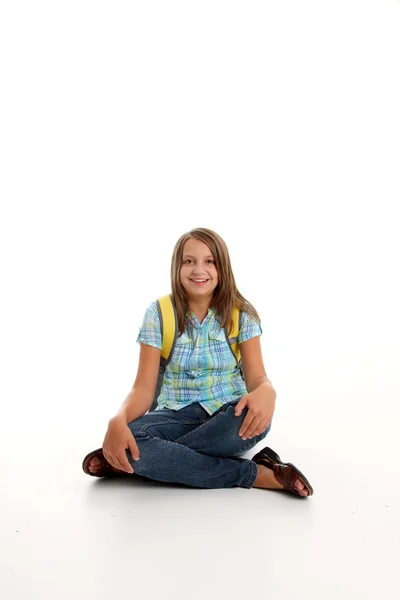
[{"left": 125, "top": 400, "right": 272, "bottom": 489}]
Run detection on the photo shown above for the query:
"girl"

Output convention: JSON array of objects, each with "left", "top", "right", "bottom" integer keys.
[{"left": 82, "top": 228, "right": 314, "bottom": 497}]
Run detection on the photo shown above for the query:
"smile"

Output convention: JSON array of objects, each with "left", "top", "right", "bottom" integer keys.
[{"left": 190, "top": 279, "right": 209, "bottom": 286}]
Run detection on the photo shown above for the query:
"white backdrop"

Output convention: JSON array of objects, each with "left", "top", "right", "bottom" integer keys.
[{"left": 1, "top": 1, "right": 399, "bottom": 452}]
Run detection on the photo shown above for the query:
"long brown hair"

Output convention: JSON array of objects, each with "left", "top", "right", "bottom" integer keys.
[{"left": 170, "top": 227, "right": 260, "bottom": 335}]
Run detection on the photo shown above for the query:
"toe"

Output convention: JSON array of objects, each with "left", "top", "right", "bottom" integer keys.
[
  {"left": 294, "top": 478, "right": 309, "bottom": 496},
  {"left": 88, "top": 456, "right": 101, "bottom": 472},
  {"left": 297, "top": 480, "right": 309, "bottom": 496}
]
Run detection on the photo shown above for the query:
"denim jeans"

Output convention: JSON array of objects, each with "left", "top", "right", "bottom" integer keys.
[{"left": 125, "top": 399, "right": 272, "bottom": 489}]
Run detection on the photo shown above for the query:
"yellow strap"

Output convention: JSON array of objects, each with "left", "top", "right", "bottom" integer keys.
[
  {"left": 229, "top": 306, "right": 241, "bottom": 362},
  {"left": 158, "top": 295, "right": 175, "bottom": 360}
]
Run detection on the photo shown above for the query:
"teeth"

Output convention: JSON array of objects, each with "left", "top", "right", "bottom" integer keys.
[{"left": 192, "top": 279, "right": 207, "bottom": 282}]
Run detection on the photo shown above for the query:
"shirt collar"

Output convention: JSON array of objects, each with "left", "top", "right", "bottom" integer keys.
[{"left": 186, "top": 306, "right": 216, "bottom": 328}]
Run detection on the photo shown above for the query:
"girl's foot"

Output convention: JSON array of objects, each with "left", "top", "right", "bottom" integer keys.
[
  {"left": 254, "top": 464, "right": 309, "bottom": 496},
  {"left": 87, "top": 455, "right": 130, "bottom": 477}
]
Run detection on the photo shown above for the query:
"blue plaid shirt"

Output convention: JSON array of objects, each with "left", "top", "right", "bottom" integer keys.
[{"left": 136, "top": 301, "right": 263, "bottom": 415}]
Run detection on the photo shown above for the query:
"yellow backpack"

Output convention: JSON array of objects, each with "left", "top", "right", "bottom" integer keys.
[{"left": 149, "top": 294, "right": 243, "bottom": 411}]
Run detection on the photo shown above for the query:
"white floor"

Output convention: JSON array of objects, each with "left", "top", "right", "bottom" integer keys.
[
  {"left": 1, "top": 3, "right": 399, "bottom": 598},
  {"left": 2, "top": 413, "right": 399, "bottom": 600}
]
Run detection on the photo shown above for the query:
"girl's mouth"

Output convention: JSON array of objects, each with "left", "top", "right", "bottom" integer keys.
[{"left": 190, "top": 279, "right": 209, "bottom": 286}]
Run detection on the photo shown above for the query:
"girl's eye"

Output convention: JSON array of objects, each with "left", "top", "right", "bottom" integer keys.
[{"left": 183, "top": 259, "right": 214, "bottom": 264}]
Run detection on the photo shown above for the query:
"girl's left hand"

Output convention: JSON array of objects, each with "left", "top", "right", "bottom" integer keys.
[{"left": 235, "top": 385, "right": 276, "bottom": 440}]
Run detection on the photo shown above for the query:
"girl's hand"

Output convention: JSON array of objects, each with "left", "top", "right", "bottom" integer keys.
[
  {"left": 235, "top": 385, "right": 276, "bottom": 440},
  {"left": 102, "top": 416, "right": 140, "bottom": 474}
]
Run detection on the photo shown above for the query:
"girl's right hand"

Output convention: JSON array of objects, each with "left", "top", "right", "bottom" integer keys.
[{"left": 102, "top": 416, "right": 140, "bottom": 474}]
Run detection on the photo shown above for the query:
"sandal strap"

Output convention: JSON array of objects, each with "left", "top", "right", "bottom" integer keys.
[
  {"left": 253, "top": 458, "right": 274, "bottom": 471},
  {"left": 274, "top": 464, "right": 303, "bottom": 491},
  {"left": 252, "top": 455, "right": 308, "bottom": 496}
]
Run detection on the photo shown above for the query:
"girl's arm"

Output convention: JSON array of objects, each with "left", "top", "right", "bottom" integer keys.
[
  {"left": 111, "top": 343, "right": 161, "bottom": 425},
  {"left": 240, "top": 336, "right": 276, "bottom": 396},
  {"left": 235, "top": 336, "right": 276, "bottom": 438}
]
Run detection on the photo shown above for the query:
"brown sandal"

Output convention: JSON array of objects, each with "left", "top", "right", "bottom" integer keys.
[
  {"left": 82, "top": 448, "right": 132, "bottom": 478},
  {"left": 252, "top": 446, "right": 314, "bottom": 497}
]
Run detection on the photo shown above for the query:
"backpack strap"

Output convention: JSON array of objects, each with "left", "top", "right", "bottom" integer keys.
[
  {"left": 224, "top": 307, "right": 244, "bottom": 380},
  {"left": 157, "top": 294, "right": 178, "bottom": 362},
  {"left": 149, "top": 294, "right": 178, "bottom": 412}
]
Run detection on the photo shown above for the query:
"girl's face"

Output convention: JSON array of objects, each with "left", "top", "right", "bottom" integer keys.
[{"left": 180, "top": 238, "right": 219, "bottom": 301}]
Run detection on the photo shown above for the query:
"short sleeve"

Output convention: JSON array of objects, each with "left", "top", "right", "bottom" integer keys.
[
  {"left": 238, "top": 310, "right": 263, "bottom": 344},
  {"left": 136, "top": 301, "right": 162, "bottom": 350}
]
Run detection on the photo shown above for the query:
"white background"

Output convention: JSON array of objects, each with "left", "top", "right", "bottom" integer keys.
[{"left": 1, "top": 2, "right": 399, "bottom": 599}]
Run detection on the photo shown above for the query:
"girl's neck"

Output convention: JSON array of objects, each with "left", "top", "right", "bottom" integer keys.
[{"left": 186, "top": 298, "right": 212, "bottom": 321}]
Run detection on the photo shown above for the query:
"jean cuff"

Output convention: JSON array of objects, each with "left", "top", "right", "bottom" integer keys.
[{"left": 244, "top": 459, "right": 258, "bottom": 489}]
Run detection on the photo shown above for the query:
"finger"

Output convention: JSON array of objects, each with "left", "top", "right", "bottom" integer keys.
[
  {"left": 116, "top": 455, "right": 133, "bottom": 473},
  {"left": 239, "top": 415, "right": 257, "bottom": 438},
  {"left": 249, "top": 419, "right": 270, "bottom": 438},
  {"left": 235, "top": 398, "right": 247, "bottom": 416},
  {"left": 105, "top": 452, "right": 120, "bottom": 470},
  {"left": 128, "top": 436, "right": 140, "bottom": 461},
  {"left": 104, "top": 449, "right": 130, "bottom": 473},
  {"left": 243, "top": 418, "right": 263, "bottom": 439}
]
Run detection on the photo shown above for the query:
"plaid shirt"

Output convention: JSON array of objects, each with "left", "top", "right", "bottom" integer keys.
[{"left": 136, "top": 301, "right": 263, "bottom": 416}]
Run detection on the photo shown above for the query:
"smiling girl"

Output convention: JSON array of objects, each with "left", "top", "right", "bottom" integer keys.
[{"left": 82, "top": 228, "right": 314, "bottom": 497}]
